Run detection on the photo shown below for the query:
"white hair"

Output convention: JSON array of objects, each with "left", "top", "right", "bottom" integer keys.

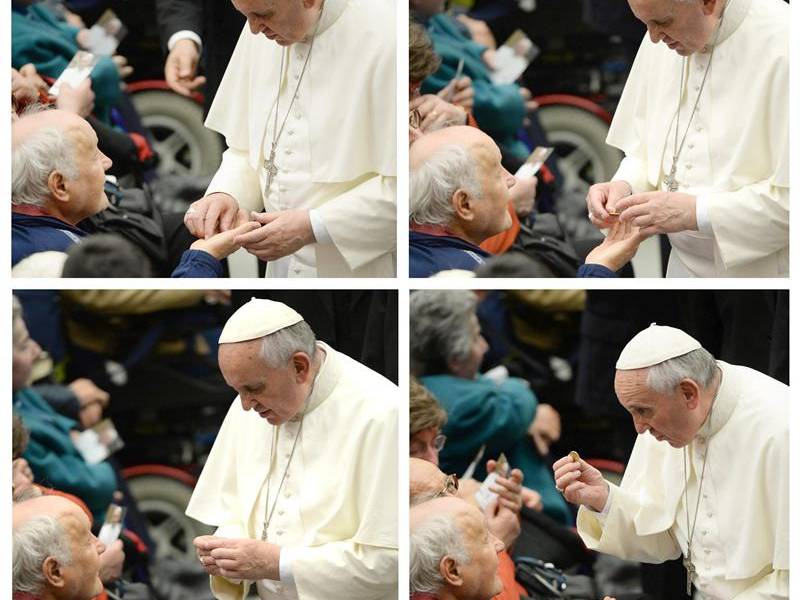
[
  {"left": 13, "top": 514, "right": 73, "bottom": 594},
  {"left": 260, "top": 320, "right": 318, "bottom": 368},
  {"left": 410, "top": 144, "right": 481, "bottom": 227},
  {"left": 410, "top": 290, "right": 478, "bottom": 375},
  {"left": 12, "top": 295, "right": 24, "bottom": 346},
  {"left": 646, "top": 348, "right": 718, "bottom": 394},
  {"left": 410, "top": 513, "right": 471, "bottom": 594},
  {"left": 12, "top": 127, "right": 79, "bottom": 208}
]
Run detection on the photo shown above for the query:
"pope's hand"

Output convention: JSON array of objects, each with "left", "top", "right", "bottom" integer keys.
[
  {"left": 584, "top": 220, "right": 645, "bottom": 272},
  {"left": 616, "top": 191, "right": 698, "bottom": 236},
  {"left": 552, "top": 455, "right": 608, "bottom": 512},
  {"left": 165, "top": 39, "right": 206, "bottom": 97},
  {"left": 586, "top": 180, "right": 633, "bottom": 227},
  {"left": 190, "top": 221, "right": 261, "bottom": 260},
  {"left": 235, "top": 209, "right": 316, "bottom": 262},
  {"left": 194, "top": 535, "right": 281, "bottom": 581},
  {"left": 485, "top": 459, "right": 524, "bottom": 514},
  {"left": 184, "top": 193, "right": 241, "bottom": 239}
]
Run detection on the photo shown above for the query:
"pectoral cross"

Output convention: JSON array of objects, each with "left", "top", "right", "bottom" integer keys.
[
  {"left": 664, "top": 160, "right": 679, "bottom": 192},
  {"left": 682, "top": 554, "right": 695, "bottom": 595},
  {"left": 264, "top": 142, "right": 279, "bottom": 191}
]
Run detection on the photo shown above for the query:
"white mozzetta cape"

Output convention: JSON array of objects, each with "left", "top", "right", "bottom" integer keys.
[
  {"left": 186, "top": 344, "right": 398, "bottom": 600},
  {"left": 577, "top": 363, "right": 789, "bottom": 598},
  {"left": 203, "top": 0, "right": 397, "bottom": 277},
  {"left": 608, "top": 0, "right": 788, "bottom": 277}
]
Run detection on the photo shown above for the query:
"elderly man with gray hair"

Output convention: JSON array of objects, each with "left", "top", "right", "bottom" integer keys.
[
  {"left": 410, "top": 496, "right": 505, "bottom": 600},
  {"left": 186, "top": 298, "right": 398, "bottom": 599},
  {"left": 13, "top": 495, "right": 105, "bottom": 600},
  {"left": 11, "top": 109, "right": 112, "bottom": 267},
  {"left": 554, "top": 324, "right": 789, "bottom": 598}
]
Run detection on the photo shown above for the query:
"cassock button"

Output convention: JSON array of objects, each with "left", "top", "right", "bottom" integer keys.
[
  {"left": 287, "top": 129, "right": 294, "bottom": 136},
  {"left": 294, "top": 112, "right": 302, "bottom": 119},
  {"left": 294, "top": 74, "right": 300, "bottom": 81},
  {"left": 702, "top": 530, "right": 708, "bottom": 536},
  {"left": 688, "top": 143, "right": 695, "bottom": 149},
  {"left": 276, "top": 530, "right": 284, "bottom": 536},
  {"left": 284, "top": 452, "right": 291, "bottom": 459},
  {"left": 694, "top": 85, "right": 700, "bottom": 91},
  {"left": 686, "top": 164, "right": 693, "bottom": 170},
  {"left": 278, "top": 509, "right": 285, "bottom": 516},
  {"left": 285, "top": 149, "right": 293, "bottom": 155},
  {"left": 706, "top": 511, "right": 713, "bottom": 518},
  {"left": 284, "top": 490, "right": 291, "bottom": 498},
  {"left": 704, "top": 548, "right": 710, "bottom": 554},
  {"left": 696, "top": 125, "right": 702, "bottom": 132}
]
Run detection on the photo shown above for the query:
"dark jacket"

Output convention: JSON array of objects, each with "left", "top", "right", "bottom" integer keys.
[
  {"left": 171, "top": 249, "right": 224, "bottom": 278},
  {"left": 410, "top": 230, "right": 490, "bottom": 277},
  {"left": 12, "top": 212, "right": 86, "bottom": 266}
]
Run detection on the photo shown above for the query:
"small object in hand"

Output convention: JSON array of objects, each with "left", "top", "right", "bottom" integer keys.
[
  {"left": 569, "top": 450, "right": 580, "bottom": 463},
  {"left": 607, "top": 206, "right": 620, "bottom": 216}
]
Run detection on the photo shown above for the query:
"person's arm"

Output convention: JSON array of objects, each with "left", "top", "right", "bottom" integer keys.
[
  {"left": 313, "top": 175, "right": 397, "bottom": 273},
  {"left": 154, "top": 0, "right": 204, "bottom": 51},
  {"left": 577, "top": 483, "right": 681, "bottom": 563},
  {"left": 32, "top": 384, "right": 81, "bottom": 421}
]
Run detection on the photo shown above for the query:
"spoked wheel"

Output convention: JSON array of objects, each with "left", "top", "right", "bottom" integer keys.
[
  {"left": 537, "top": 104, "right": 623, "bottom": 197},
  {"left": 127, "top": 473, "right": 213, "bottom": 560},
  {"left": 131, "top": 90, "right": 223, "bottom": 177}
]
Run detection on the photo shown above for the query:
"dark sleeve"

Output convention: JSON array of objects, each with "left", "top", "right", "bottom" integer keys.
[
  {"left": 171, "top": 249, "right": 224, "bottom": 278},
  {"left": 32, "top": 384, "right": 81, "bottom": 422},
  {"left": 578, "top": 263, "right": 618, "bottom": 278},
  {"left": 155, "top": 0, "right": 204, "bottom": 51}
]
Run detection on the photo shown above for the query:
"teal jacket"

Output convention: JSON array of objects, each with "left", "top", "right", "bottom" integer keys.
[
  {"left": 421, "top": 374, "right": 572, "bottom": 525},
  {"left": 420, "top": 14, "right": 529, "bottom": 159},
  {"left": 12, "top": 2, "right": 121, "bottom": 122},
  {"left": 13, "top": 387, "right": 116, "bottom": 522}
]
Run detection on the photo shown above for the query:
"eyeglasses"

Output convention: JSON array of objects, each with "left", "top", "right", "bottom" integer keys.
[
  {"left": 437, "top": 473, "right": 459, "bottom": 497},
  {"left": 410, "top": 433, "right": 447, "bottom": 458}
]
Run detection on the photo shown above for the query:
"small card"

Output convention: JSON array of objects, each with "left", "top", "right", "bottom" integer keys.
[
  {"left": 441, "top": 58, "right": 465, "bottom": 103},
  {"left": 85, "top": 10, "right": 127, "bottom": 56},
  {"left": 49, "top": 51, "right": 98, "bottom": 97},
  {"left": 515, "top": 146, "right": 554, "bottom": 179},
  {"left": 73, "top": 418, "right": 124, "bottom": 464},
  {"left": 97, "top": 503, "right": 127, "bottom": 546},
  {"left": 475, "top": 453, "right": 509, "bottom": 510},
  {"left": 490, "top": 30, "right": 540, "bottom": 84}
]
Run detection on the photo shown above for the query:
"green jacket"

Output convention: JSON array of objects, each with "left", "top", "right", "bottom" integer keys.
[
  {"left": 14, "top": 387, "right": 116, "bottom": 522},
  {"left": 12, "top": 3, "right": 121, "bottom": 122},
  {"left": 420, "top": 14, "right": 529, "bottom": 159},
  {"left": 421, "top": 373, "right": 572, "bottom": 525}
]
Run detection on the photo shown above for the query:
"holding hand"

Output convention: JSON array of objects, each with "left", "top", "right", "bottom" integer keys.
[
  {"left": 190, "top": 221, "right": 261, "bottom": 260},
  {"left": 194, "top": 535, "right": 281, "bottom": 581},
  {"left": 483, "top": 498, "right": 519, "bottom": 548},
  {"left": 438, "top": 76, "right": 474, "bottom": 111},
  {"left": 616, "top": 191, "right": 698, "bottom": 236},
  {"left": 509, "top": 175, "right": 537, "bottom": 218},
  {"left": 552, "top": 454, "right": 609, "bottom": 512},
  {"left": 56, "top": 80, "right": 95, "bottom": 117},
  {"left": 485, "top": 459, "right": 524, "bottom": 514},
  {"left": 586, "top": 180, "right": 633, "bottom": 228},
  {"left": 235, "top": 209, "right": 316, "bottom": 262},
  {"left": 584, "top": 220, "right": 645, "bottom": 273},
  {"left": 165, "top": 39, "right": 206, "bottom": 97},
  {"left": 184, "top": 193, "right": 241, "bottom": 239},
  {"left": 98, "top": 539, "right": 125, "bottom": 583},
  {"left": 528, "top": 403, "right": 561, "bottom": 456}
]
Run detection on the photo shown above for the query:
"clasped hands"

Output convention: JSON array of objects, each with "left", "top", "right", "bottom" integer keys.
[
  {"left": 194, "top": 535, "right": 281, "bottom": 581},
  {"left": 184, "top": 193, "right": 315, "bottom": 262}
]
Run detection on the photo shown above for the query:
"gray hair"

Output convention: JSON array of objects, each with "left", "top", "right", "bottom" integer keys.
[
  {"left": 410, "top": 144, "right": 481, "bottom": 227},
  {"left": 410, "top": 290, "right": 477, "bottom": 376},
  {"left": 647, "top": 348, "right": 718, "bottom": 394},
  {"left": 260, "top": 320, "right": 318, "bottom": 368},
  {"left": 410, "top": 513, "right": 471, "bottom": 594},
  {"left": 12, "top": 127, "right": 79, "bottom": 208},
  {"left": 12, "top": 296, "right": 24, "bottom": 346},
  {"left": 12, "top": 514, "right": 72, "bottom": 594}
]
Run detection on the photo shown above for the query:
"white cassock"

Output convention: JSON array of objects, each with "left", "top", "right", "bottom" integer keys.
[
  {"left": 203, "top": 0, "right": 396, "bottom": 278},
  {"left": 186, "top": 343, "right": 398, "bottom": 600},
  {"left": 577, "top": 362, "right": 789, "bottom": 599},
  {"left": 608, "top": 0, "right": 788, "bottom": 277}
]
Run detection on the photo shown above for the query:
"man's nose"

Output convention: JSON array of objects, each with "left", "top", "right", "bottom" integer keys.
[
  {"left": 241, "top": 396, "right": 257, "bottom": 411},
  {"left": 647, "top": 27, "right": 663, "bottom": 44},
  {"left": 503, "top": 169, "right": 516, "bottom": 189},
  {"left": 93, "top": 535, "right": 106, "bottom": 556},
  {"left": 633, "top": 417, "right": 649, "bottom": 435},
  {"left": 101, "top": 152, "right": 113, "bottom": 172}
]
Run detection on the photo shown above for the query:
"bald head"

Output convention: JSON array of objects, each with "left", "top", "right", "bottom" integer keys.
[
  {"left": 12, "top": 110, "right": 110, "bottom": 224},
  {"left": 13, "top": 494, "right": 85, "bottom": 528},
  {"left": 410, "top": 457, "right": 448, "bottom": 504},
  {"left": 410, "top": 126, "right": 495, "bottom": 170}
]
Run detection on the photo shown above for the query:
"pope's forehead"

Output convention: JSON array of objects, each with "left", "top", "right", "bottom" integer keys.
[
  {"left": 615, "top": 369, "right": 655, "bottom": 400},
  {"left": 628, "top": 0, "right": 676, "bottom": 19},
  {"left": 219, "top": 337, "right": 264, "bottom": 360}
]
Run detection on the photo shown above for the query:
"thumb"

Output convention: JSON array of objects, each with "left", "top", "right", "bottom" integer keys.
[
  {"left": 483, "top": 498, "right": 499, "bottom": 518},
  {"left": 231, "top": 221, "right": 261, "bottom": 236},
  {"left": 251, "top": 211, "right": 281, "bottom": 225}
]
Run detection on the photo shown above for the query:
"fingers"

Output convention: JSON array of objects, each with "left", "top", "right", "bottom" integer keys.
[
  {"left": 250, "top": 211, "right": 281, "bottom": 225},
  {"left": 219, "top": 202, "right": 238, "bottom": 232},
  {"left": 210, "top": 548, "right": 238, "bottom": 560},
  {"left": 203, "top": 201, "right": 224, "bottom": 239},
  {"left": 614, "top": 193, "right": 649, "bottom": 214},
  {"left": 586, "top": 186, "right": 611, "bottom": 221},
  {"left": 234, "top": 223, "right": 270, "bottom": 246}
]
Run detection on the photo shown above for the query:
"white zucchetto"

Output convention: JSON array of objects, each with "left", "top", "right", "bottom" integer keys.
[
  {"left": 616, "top": 323, "right": 702, "bottom": 370},
  {"left": 219, "top": 298, "right": 303, "bottom": 344}
]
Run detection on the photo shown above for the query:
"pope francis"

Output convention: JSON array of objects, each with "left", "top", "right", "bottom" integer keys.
[
  {"left": 586, "top": 0, "right": 789, "bottom": 277},
  {"left": 186, "top": 299, "right": 398, "bottom": 599},
  {"left": 183, "top": 0, "right": 396, "bottom": 278},
  {"left": 554, "top": 325, "right": 788, "bottom": 599}
]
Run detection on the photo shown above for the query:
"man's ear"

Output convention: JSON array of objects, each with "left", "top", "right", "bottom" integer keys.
[
  {"left": 440, "top": 555, "right": 463, "bottom": 587},
  {"left": 451, "top": 189, "right": 474, "bottom": 222},
  {"left": 701, "top": 0, "right": 718, "bottom": 16},
  {"left": 679, "top": 378, "right": 701, "bottom": 409},
  {"left": 42, "top": 555, "right": 66, "bottom": 589},
  {"left": 291, "top": 352, "right": 312, "bottom": 383},
  {"left": 47, "top": 170, "right": 70, "bottom": 204}
]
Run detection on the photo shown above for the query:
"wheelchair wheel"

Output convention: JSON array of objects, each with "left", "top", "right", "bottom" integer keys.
[
  {"left": 131, "top": 90, "right": 223, "bottom": 177},
  {"left": 537, "top": 104, "right": 623, "bottom": 195},
  {"left": 127, "top": 473, "right": 214, "bottom": 560}
]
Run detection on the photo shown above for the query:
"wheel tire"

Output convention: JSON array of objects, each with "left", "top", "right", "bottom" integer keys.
[
  {"left": 127, "top": 474, "right": 213, "bottom": 560},
  {"left": 537, "top": 104, "right": 623, "bottom": 193},
  {"left": 131, "top": 90, "right": 223, "bottom": 177}
]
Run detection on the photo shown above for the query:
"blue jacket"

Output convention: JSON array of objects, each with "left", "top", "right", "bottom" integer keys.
[
  {"left": 577, "top": 263, "right": 617, "bottom": 278},
  {"left": 12, "top": 212, "right": 86, "bottom": 266},
  {"left": 410, "top": 230, "right": 489, "bottom": 277},
  {"left": 171, "top": 249, "right": 224, "bottom": 278},
  {"left": 14, "top": 387, "right": 117, "bottom": 521}
]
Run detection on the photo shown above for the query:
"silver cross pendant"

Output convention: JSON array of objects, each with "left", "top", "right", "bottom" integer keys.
[
  {"left": 664, "top": 161, "right": 679, "bottom": 192},
  {"left": 682, "top": 555, "right": 695, "bottom": 595},
  {"left": 264, "top": 143, "right": 279, "bottom": 190}
]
